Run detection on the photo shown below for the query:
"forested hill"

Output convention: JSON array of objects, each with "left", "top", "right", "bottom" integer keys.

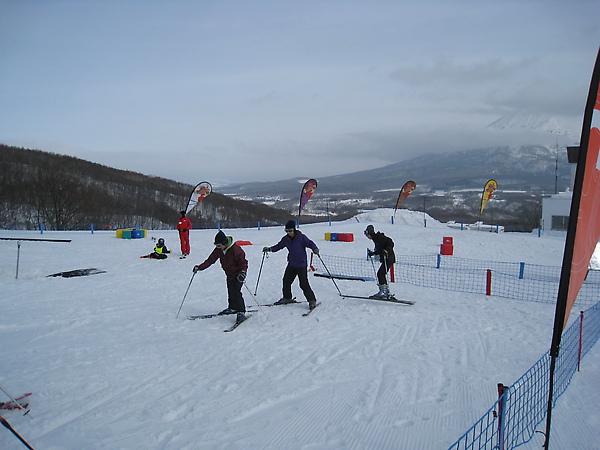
[{"left": 0, "top": 145, "right": 294, "bottom": 230}]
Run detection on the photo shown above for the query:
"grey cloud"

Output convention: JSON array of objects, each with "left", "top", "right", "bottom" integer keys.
[{"left": 389, "top": 57, "right": 537, "bottom": 86}]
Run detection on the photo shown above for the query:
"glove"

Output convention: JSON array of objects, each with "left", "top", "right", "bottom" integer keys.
[
  {"left": 367, "top": 250, "right": 374, "bottom": 257},
  {"left": 193, "top": 265, "right": 201, "bottom": 273},
  {"left": 262, "top": 247, "right": 271, "bottom": 253},
  {"left": 237, "top": 271, "right": 246, "bottom": 282},
  {"left": 313, "top": 248, "right": 319, "bottom": 255}
]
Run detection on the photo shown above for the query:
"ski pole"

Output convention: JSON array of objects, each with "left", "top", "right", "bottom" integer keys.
[
  {"left": 369, "top": 253, "right": 389, "bottom": 285},
  {"left": 15, "top": 241, "right": 21, "bottom": 280},
  {"left": 243, "top": 281, "right": 275, "bottom": 327},
  {"left": 0, "top": 416, "right": 34, "bottom": 449},
  {"left": 254, "top": 251, "right": 267, "bottom": 295},
  {"left": 369, "top": 254, "right": 378, "bottom": 280},
  {"left": 176, "top": 271, "right": 196, "bottom": 318},
  {"left": 0, "top": 384, "right": 30, "bottom": 417},
  {"left": 316, "top": 253, "right": 343, "bottom": 296}
]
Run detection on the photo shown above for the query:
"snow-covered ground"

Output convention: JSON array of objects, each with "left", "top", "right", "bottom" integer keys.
[{"left": 1, "top": 209, "right": 598, "bottom": 449}]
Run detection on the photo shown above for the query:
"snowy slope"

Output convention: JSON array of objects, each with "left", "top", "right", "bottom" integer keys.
[{"left": 0, "top": 210, "right": 598, "bottom": 449}]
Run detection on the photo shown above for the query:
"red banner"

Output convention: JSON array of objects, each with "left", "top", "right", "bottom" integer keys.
[
  {"left": 561, "top": 54, "right": 600, "bottom": 330},
  {"left": 394, "top": 181, "right": 416, "bottom": 213},
  {"left": 544, "top": 48, "right": 600, "bottom": 449}
]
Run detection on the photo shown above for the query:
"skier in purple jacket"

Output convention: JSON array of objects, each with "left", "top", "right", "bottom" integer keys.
[{"left": 263, "top": 220, "right": 319, "bottom": 310}]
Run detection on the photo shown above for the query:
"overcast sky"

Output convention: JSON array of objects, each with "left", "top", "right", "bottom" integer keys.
[{"left": 1, "top": 1, "right": 599, "bottom": 185}]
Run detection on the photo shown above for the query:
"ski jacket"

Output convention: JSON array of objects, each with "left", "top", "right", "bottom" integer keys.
[
  {"left": 371, "top": 232, "right": 395, "bottom": 265},
  {"left": 270, "top": 230, "right": 318, "bottom": 268},
  {"left": 177, "top": 216, "right": 192, "bottom": 233},
  {"left": 198, "top": 237, "right": 248, "bottom": 279}
]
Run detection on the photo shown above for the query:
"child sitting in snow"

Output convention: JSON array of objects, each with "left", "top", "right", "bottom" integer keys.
[{"left": 141, "top": 238, "right": 172, "bottom": 259}]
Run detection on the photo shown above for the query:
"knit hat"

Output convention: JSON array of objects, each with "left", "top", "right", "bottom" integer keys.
[
  {"left": 364, "top": 225, "right": 375, "bottom": 236},
  {"left": 285, "top": 220, "right": 296, "bottom": 231},
  {"left": 214, "top": 230, "right": 228, "bottom": 246}
]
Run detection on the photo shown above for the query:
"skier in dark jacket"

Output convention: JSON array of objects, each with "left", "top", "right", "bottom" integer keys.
[
  {"left": 193, "top": 230, "right": 248, "bottom": 322},
  {"left": 263, "top": 220, "right": 319, "bottom": 310},
  {"left": 364, "top": 225, "right": 396, "bottom": 299}
]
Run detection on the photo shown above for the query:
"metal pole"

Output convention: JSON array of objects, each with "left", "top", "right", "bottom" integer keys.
[
  {"left": 15, "top": 241, "right": 21, "bottom": 280},
  {"left": 254, "top": 251, "right": 267, "bottom": 295},
  {"left": 176, "top": 272, "right": 196, "bottom": 318}
]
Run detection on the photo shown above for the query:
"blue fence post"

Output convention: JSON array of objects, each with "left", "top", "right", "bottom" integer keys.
[
  {"left": 90, "top": 223, "right": 95, "bottom": 234},
  {"left": 329, "top": 217, "right": 332, "bottom": 226},
  {"left": 391, "top": 216, "right": 394, "bottom": 224},
  {"left": 460, "top": 223, "right": 464, "bottom": 231},
  {"left": 217, "top": 222, "right": 221, "bottom": 230},
  {"left": 355, "top": 217, "right": 360, "bottom": 223},
  {"left": 258, "top": 221, "right": 261, "bottom": 230},
  {"left": 40, "top": 223, "right": 44, "bottom": 234},
  {"left": 436, "top": 254, "right": 441, "bottom": 269},
  {"left": 424, "top": 218, "right": 427, "bottom": 228},
  {"left": 519, "top": 262, "right": 525, "bottom": 279},
  {"left": 538, "top": 227, "right": 542, "bottom": 237}
]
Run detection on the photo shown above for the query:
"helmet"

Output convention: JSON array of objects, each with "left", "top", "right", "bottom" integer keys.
[{"left": 158, "top": 238, "right": 165, "bottom": 245}]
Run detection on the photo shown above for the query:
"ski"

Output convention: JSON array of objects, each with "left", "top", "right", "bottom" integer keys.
[
  {"left": 258, "top": 299, "right": 300, "bottom": 307},
  {"left": 0, "top": 393, "right": 31, "bottom": 410},
  {"left": 340, "top": 295, "right": 415, "bottom": 305},
  {"left": 188, "top": 309, "right": 257, "bottom": 320},
  {"left": 224, "top": 314, "right": 250, "bottom": 332},
  {"left": 302, "top": 302, "right": 321, "bottom": 316}
]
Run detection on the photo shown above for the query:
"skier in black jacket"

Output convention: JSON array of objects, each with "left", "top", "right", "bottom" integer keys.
[{"left": 364, "top": 225, "right": 395, "bottom": 298}]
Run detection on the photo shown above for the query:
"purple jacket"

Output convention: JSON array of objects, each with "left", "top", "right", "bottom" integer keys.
[{"left": 270, "top": 231, "right": 318, "bottom": 268}]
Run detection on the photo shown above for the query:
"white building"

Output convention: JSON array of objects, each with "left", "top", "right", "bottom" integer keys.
[
  {"left": 542, "top": 191, "right": 572, "bottom": 230},
  {"left": 540, "top": 146, "right": 578, "bottom": 231}
]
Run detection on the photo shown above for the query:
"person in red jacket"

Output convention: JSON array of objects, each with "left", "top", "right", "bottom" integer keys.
[
  {"left": 177, "top": 210, "right": 192, "bottom": 257},
  {"left": 193, "top": 230, "right": 248, "bottom": 322}
]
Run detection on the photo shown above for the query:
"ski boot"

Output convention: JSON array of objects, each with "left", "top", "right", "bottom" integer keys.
[
  {"left": 274, "top": 297, "right": 296, "bottom": 305},
  {"left": 218, "top": 308, "right": 237, "bottom": 315},
  {"left": 308, "top": 300, "right": 317, "bottom": 310},
  {"left": 370, "top": 284, "right": 390, "bottom": 299}
]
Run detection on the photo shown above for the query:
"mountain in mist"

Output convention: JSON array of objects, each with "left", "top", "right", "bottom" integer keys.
[
  {"left": 219, "top": 144, "right": 573, "bottom": 230},
  {"left": 486, "top": 109, "right": 572, "bottom": 136}
]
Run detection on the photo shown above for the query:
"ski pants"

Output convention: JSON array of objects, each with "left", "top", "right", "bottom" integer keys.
[
  {"left": 282, "top": 265, "right": 316, "bottom": 302},
  {"left": 226, "top": 276, "right": 245, "bottom": 312},
  {"left": 377, "top": 257, "right": 392, "bottom": 285},
  {"left": 179, "top": 231, "right": 190, "bottom": 254}
]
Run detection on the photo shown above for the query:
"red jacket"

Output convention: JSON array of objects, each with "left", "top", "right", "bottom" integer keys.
[
  {"left": 199, "top": 239, "right": 248, "bottom": 279},
  {"left": 177, "top": 216, "right": 192, "bottom": 233}
]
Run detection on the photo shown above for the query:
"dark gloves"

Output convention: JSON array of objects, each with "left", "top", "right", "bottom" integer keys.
[
  {"left": 262, "top": 247, "right": 271, "bottom": 253},
  {"left": 313, "top": 248, "right": 319, "bottom": 255},
  {"left": 367, "top": 249, "right": 374, "bottom": 257},
  {"left": 193, "top": 265, "right": 202, "bottom": 273},
  {"left": 237, "top": 271, "right": 247, "bottom": 282}
]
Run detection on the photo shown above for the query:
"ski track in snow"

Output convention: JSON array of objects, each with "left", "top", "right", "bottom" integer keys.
[{"left": 0, "top": 211, "right": 597, "bottom": 449}]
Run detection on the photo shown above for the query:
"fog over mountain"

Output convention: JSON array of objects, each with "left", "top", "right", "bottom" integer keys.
[{"left": 486, "top": 109, "right": 574, "bottom": 137}]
